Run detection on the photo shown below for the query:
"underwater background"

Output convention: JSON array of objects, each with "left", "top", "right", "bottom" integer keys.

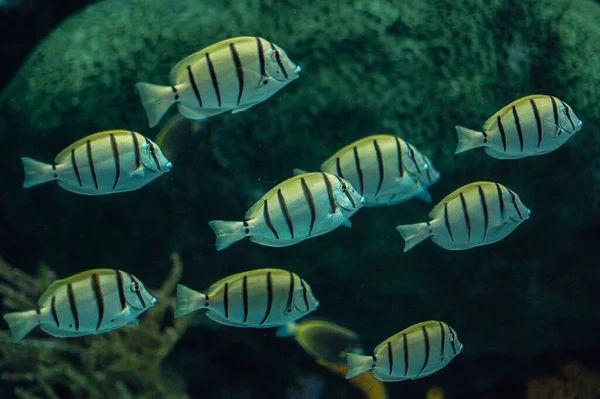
[{"left": 1, "top": 0, "right": 600, "bottom": 398}]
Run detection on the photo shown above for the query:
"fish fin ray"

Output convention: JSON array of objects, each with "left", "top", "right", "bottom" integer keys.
[
  {"left": 135, "top": 83, "right": 176, "bottom": 128},
  {"left": 21, "top": 157, "right": 55, "bottom": 188},
  {"left": 455, "top": 126, "right": 485, "bottom": 154},
  {"left": 208, "top": 220, "right": 247, "bottom": 251},
  {"left": 3, "top": 311, "right": 39, "bottom": 343},
  {"left": 396, "top": 222, "right": 432, "bottom": 252},
  {"left": 345, "top": 353, "right": 374, "bottom": 379},
  {"left": 174, "top": 284, "right": 207, "bottom": 318}
]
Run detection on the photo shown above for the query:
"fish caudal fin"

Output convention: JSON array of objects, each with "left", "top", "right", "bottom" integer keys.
[
  {"left": 345, "top": 353, "right": 375, "bottom": 379},
  {"left": 396, "top": 222, "right": 432, "bottom": 252},
  {"left": 135, "top": 82, "right": 176, "bottom": 128},
  {"left": 3, "top": 310, "right": 39, "bottom": 343},
  {"left": 454, "top": 126, "right": 485, "bottom": 154},
  {"left": 21, "top": 157, "right": 55, "bottom": 188},
  {"left": 208, "top": 220, "right": 246, "bottom": 251},
  {"left": 275, "top": 322, "right": 298, "bottom": 338},
  {"left": 174, "top": 284, "right": 207, "bottom": 318}
]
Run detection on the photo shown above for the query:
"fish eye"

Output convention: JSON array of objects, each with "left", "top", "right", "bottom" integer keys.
[
  {"left": 148, "top": 144, "right": 155, "bottom": 154},
  {"left": 131, "top": 282, "right": 141, "bottom": 292},
  {"left": 271, "top": 49, "right": 281, "bottom": 63},
  {"left": 341, "top": 183, "right": 348, "bottom": 191}
]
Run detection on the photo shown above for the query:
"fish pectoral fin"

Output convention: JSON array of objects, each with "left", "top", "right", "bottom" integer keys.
[
  {"left": 129, "top": 167, "right": 145, "bottom": 179},
  {"left": 231, "top": 101, "right": 261, "bottom": 114},
  {"left": 341, "top": 219, "right": 352, "bottom": 228},
  {"left": 413, "top": 189, "right": 432, "bottom": 203}
]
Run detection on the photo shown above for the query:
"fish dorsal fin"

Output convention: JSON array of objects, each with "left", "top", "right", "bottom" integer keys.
[
  {"left": 37, "top": 269, "right": 117, "bottom": 306},
  {"left": 374, "top": 320, "right": 439, "bottom": 353},
  {"left": 245, "top": 173, "right": 323, "bottom": 219},
  {"left": 169, "top": 36, "right": 259, "bottom": 84},
  {"left": 55, "top": 130, "right": 134, "bottom": 162},
  {"left": 208, "top": 268, "right": 289, "bottom": 294},
  {"left": 483, "top": 95, "right": 550, "bottom": 131},
  {"left": 430, "top": 182, "right": 491, "bottom": 218}
]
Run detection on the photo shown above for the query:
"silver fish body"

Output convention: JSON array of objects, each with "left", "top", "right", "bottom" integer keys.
[
  {"left": 3, "top": 269, "right": 157, "bottom": 343},
  {"left": 320, "top": 135, "right": 440, "bottom": 206},
  {"left": 208, "top": 172, "right": 365, "bottom": 250},
  {"left": 346, "top": 321, "right": 462, "bottom": 381},
  {"left": 174, "top": 269, "right": 318, "bottom": 328},
  {"left": 136, "top": 36, "right": 301, "bottom": 128},
  {"left": 396, "top": 182, "right": 530, "bottom": 251},
  {"left": 21, "top": 130, "right": 172, "bottom": 195},
  {"left": 455, "top": 95, "right": 582, "bottom": 159}
]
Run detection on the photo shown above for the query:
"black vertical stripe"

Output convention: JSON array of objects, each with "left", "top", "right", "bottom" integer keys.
[
  {"left": 387, "top": 341, "right": 393, "bottom": 375},
  {"left": 205, "top": 53, "right": 221, "bottom": 107},
  {"left": 116, "top": 269, "right": 127, "bottom": 311},
  {"left": 509, "top": 190, "right": 523, "bottom": 219},
  {"left": 51, "top": 295, "right": 60, "bottom": 327},
  {"left": 352, "top": 147, "right": 364, "bottom": 195},
  {"left": 270, "top": 42, "right": 288, "bottom": 79},
  {"left": 478, "top": 185, "right": 489, "bottom": 240},
  {"left": 259, "top": 272, "right": 273, "bottom": 325},
  {"left": 408, "top": 144, "right": 421, "bottom": 174},
  {"left": 560, "top": 100, "right": 576, "bottom": 130},
  {"left": 495, "top": 183, "right": 505, "bottom": 216},
  {"left": 403, "top": 333, "right": 409, "bottom": 377},
  {"left": 131, "top": 131, "right": 141, "bottom": 170},
  {"left": 439, "top": 322, "right": 446, "bottom": 361},
  {"left": 242, "top": 275, "right": 249, "bottom": 323},
  {"left": 277, "top": 189, "right": 294, "bottom": 239},
  {"left": 223, "top": 282, "right": 229, "bottom": 318},
  {"left": 109, "top": 134, "right": 121, "bottom": 190},
  {"left": 263, "top": 200, "right": 279, "bottom": 239},
  {"left": 187, "top": 65, "right": 203, "bottom": 107},
  {"left": 459, "top": 193, "right": 471, "bottom": 242},
  {"left": 285, "top": 272, "right": 295, "bottom": 311},
  {"left": 550, "top": 96, "right": 560, "bottom": 135},
  {"left": 130, "top": 274, "right": 147, "bottom": 308},
  {"left": 145, "top": 137, "right": 162, "bottom": 171},
  {"left": 512, "top": 106, "right": 524, "bottom": 152},
  {"left": 395, "top": 137, "right": 404, "bottom": 177},
  {"left": 71, "top": 149, "right": 82, "bottom": 187},
  {"left": 335, "top": 157, "right": 344, "bottom": 179},
  {"left": 444, "top": 203, "right": 454, "bottom": 241},
  {"left": 91, "top": 273, "right": 104, "bottom": 331},
  {"left": 450, "top": 329, "right": 458, "bottom": 355},
  {"left": 530, "top": 99, "right": 543, "bottom": 148},
  {"left": 67, "top": 282, "right": 79, "bottom": 331},
  {"left": 299, "top": 279, "right": 310, "bottom": 311},
  {"left": 336, "top": 175, "right": 356, "bottom": 208},
  {"left": 256, "top": 37, "right": 266, "bottom": 77},
  {"left": 86, "top": 140, "right": 98, "bottom": 190},
  {"left": 229, "top": 43, "right": 244, "bottom": 105},
  {"left": 417, "top": 326, "right": 430, "bottom": 376},
  {"left": 373, "top": 139, "right": 384, "bottom": 197},
  {"left": 497, "top": 115, "right": 507, "bottom": 152},
  {"left": 322, "top": 173, "right": 337, "bottom": 213},
  {"left": 300, "top": 178, "right": 316, "bottom": 235}
]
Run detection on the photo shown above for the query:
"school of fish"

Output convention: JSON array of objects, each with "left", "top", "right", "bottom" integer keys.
[{"left": 7, "top": 34, "right": 586, "bottom": 392}]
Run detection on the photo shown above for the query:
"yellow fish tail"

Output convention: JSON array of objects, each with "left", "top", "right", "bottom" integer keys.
[
  {"left": 396, "top": 222, "right": 432, "bottom": 252},
  {"left": 454, "top": 125, "right": 485, "bottom": 154},
  {"left": 135, "top": 82, "right": 176, "bottom": 128},
  {"left": 3, "top": 310, "right": 39, "bottom": 343},
  {"left": 21, "top": 157, "right": 55, "bottom": 188},
  {"left": 174, "top": 284, "right": 207, "bottom": 318},
  {"left": 346, "top": 353, "right": 374, "bottom": 379},
  {"left": 208, "top": 220, "right": 247, "bottom": 251}
]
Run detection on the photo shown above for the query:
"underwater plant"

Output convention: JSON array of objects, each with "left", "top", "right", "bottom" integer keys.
[{"left": 0, "top": 254, "right": 192, "bottom": 399}]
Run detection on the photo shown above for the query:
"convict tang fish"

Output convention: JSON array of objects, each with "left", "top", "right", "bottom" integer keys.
[
  {"left": 455, "top": 95, "right": 582, "bottom": 159},
  {"left": 396, "top": 182, "right": 530, "bottom": 252},
  {"left": 346, "top": 320, "right": 463, "bottom": 382},
  {"left": 208, "top": 172, "right": 365, "bottom": 250},
  {"left": 136, "top": 36, "right": 301, "bottom": 128},
  {"left": 21, "top": 130, "right": 172, "bottom": 195},
  {"left": 3, "top": 269, "right": 157, "bottom": 343},
  {"left": 174, "top": 269, "right": 318, "bottom": 328},
  {"left": 307, "top": 134, "right": 440, "bottom": 206}
]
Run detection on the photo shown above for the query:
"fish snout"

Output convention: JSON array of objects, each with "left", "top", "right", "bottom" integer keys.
[
  {"left": 579, "top": 120, "right": 583, "bottom": 128},
  {"left": 360, "top": 196, "right": 366, "bottom": 205},
  {"left": 165, "top": 162, "right": 173, "bottom": 171},
  {"left": 295, "top": 65, "right": 302, "bottom": 74},
  {"left": 151, "top": 297, "right": 158, "bottom": 306}
]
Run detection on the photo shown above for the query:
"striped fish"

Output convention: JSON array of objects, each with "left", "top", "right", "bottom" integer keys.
[
  {"left": 174, "top": 269, "right": 318, "bottom": 328},
  {"left": 396, "top": 181, "right": 530, "bottom": 252},
  {"left": 455, "top": 94, "right": 582, "bottom": 159},
  {"left": 317, "top": 135, "right": 440, "bottom": 206},
  {"left": 136, "top": 36, "right": 301, "bottom": 128},
  {"left": 21, "top": 130, "right": 172, "bottom": 195},
  {"left": 208, "top": 172, "right": 365, "bottom": 250},
  {"left": 345, "top": 321, "right": 462, "bottom": 382},
  {"left": 3, "top": 269, "right": 157, "bottom": 343}
]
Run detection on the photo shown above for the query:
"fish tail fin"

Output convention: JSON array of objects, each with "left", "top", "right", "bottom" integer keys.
[
  {"left": 292, "top": 168, "right": 308, "bottom": 176},
  {"left": 135, "top": 82, "right": 176, "bottom": 128},
  {"left": 21, "top": 157, "right": 55, "bottom": 188},
  {"left": 3, "top": 310, "right": 39, "bottom": 343},
  {"left": 275, "top": 322, "right": 298, "bottom": 338},
  {"left": 208, "top": 220, "right": 246, "bottom": 251},
  {"left": 396, "top": 222, "right": 432, "bottom": 252},
  {"left": 345, "top": 353, "right": 375, "bottom": 379},
  {"left": 174, "top": 284, "right": 207, "bottom": 318},
  {"left": 454, "top": 125, "right": 485, "bottom": 154}
]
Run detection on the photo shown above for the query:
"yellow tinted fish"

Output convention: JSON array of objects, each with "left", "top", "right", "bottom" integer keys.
[
  {"left": 136, "top": 36, "right": 301, "bottom": 128},
  {"left": 174, "top": 269, "right": 318, "bottom": 328},
  {"left": 21, "top": 130, "right": 171, "bottom": 195},
  {"left": 208, "top": 172, "right": 365, "bottom": 250},
  {"left": 3, "top": 269, "right": 157, "bottom": 343},
  {"left": 346, "top": 321, "right": 463, "bottom": 382},
  {"left": 396, "top": 181, "right": 530, "bottom": 252},
  {"left": 455, "top": 95, "right": 582, "bottom": 159},
  {"left": 316, "top": 135, "right": 440, "bottom": 206}
]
